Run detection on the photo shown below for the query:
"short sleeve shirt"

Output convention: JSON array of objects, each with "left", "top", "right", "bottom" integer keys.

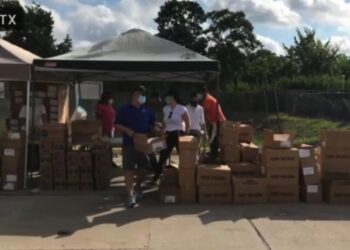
[
  {"left": 203, "top": 94, "right": 226, "bottom": 124},
  {"left": 19, "top": 104, "right": 47, "bottom": 129},
  {"left": 163, "top": 104, "right": 188, "bottom": 132},
  {"left": 116, "top": 104, "right": 155, "bottom": 147},
  {"left": 186, "top": 104, "right": 205, "bottom": 131}
]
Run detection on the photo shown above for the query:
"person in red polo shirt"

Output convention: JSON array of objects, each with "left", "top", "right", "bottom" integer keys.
[
  {"left": 96, "top": 92, "right": 117, "bottom": 137},
  {"left": 198, "top": 86, "right": 226, "bottom": 160}
]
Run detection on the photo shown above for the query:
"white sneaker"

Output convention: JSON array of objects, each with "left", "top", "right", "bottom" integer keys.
[{"left": 127, "top": 194, "right": 137, "bottom": 208}]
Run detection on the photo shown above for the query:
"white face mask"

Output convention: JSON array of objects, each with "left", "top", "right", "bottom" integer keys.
[
  {"left": 197, "top": 94, "right": 203, "bottom": 100},
  {"left": 138, "top": 95, "right": 146, "bottom": 105},
  {"left": 165, "top": 96, "right": 171, "bottom": 105},
  {"left": 108, "top": 99, "right": 114, "bottom": 105}
]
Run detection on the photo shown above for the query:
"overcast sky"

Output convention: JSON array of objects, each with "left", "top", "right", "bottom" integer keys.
[{"left": 19, "top": 0, "right": 350, "bottom": 55}]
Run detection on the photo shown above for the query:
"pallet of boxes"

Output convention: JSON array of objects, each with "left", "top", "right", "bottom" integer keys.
[
  {"left": 321, "top": 130, "right": 350, "bottom": 204},
  {"left": 262, "top": 130, "right": 299, "bottom": 203},
  {"left": 1, "top": 131, "right": 25, "bottom": 191}
]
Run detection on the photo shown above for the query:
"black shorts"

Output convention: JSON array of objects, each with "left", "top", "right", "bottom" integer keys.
[{"left": 122, "top": 147, "right": 152, "bottom": 171}]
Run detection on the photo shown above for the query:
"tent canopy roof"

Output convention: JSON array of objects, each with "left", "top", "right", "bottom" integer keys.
[
  {"left": 0, "top": 39, "right": 40, "bottom": 81},
  {"left": 34, "top": 29, "right": 219, "bottom": 83}
]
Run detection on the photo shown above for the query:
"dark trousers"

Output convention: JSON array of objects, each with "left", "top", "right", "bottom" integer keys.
[
  {"left": 155, "top": 130, "right": 182, "bottom": 177},
  {"left": 209, "top": 124, "right": 219, "bottom": 160}
]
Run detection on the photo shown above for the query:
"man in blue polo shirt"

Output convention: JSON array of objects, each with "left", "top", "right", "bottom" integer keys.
[{"left": 115, "top": 85, "right": 156, "bottom": 208}]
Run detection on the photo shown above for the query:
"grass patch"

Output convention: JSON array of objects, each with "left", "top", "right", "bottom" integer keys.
[{"left": 253, "top": 113, "right": 350, "bottom": 146}]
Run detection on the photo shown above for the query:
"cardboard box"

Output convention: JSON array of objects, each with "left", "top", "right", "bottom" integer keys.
[
  {"left": 301, "top": 184, "right": 322, "bottom": 203},
  {"left": 301, "top": 164, "right": 321, "bottom": 184},
  {"left": 79, "top": 152, "right": 92, "bottom": 169},
  {"left": 159, "top": 186, "right": 181, "bottom": 204},
  {"left": 228, "top": 162, "right": 260, "bottom": 175},
  {"left": 161, "top": 166, "right": 179, "bottom": 186},
  {"left": 324, "top": 167, "right": 350, "bottom": 180},
  {"left": 297, "top": 145, "right": 315, "bottom": 165},
  {"left": 179, "top": 168, "right": 196, "bottom": 186},
  {"left": 71, "top": 120, "right": 102, "bottom": 144},
  {"left": 40, "top": 123, "right": 67, "bottom": 142},
  {"left": 324, "top": 180, "right": 350, "bottom": 204},
  {"left": 219, "top": 121, "right": 239, "bottom": 145},
  {"left": 239, "top": 124, "right": 254, "bottom": 143},
  {"left": 133, "top": 134, "right": 167, "bottom": 154},
  {"left": 263, "top": 148, "right": 299, "bottom": 168},
  {"left": 240, "top": 143, "right": 259, "bottom": 163},
  {"left": 39, "top": 142, "right": 52, "bottom": 155},
  {"left": 233, "top": 175, "right": 267, "bottom": 204},
  {"left": 52, "top": 152, "right": 65, "bottom": 168},
  {"left": 179, "top": 150, "right": 198, "bottom": 169},
  {"left": 52, "top": 142, "right": 65, "bottom": 153},
  {"left": 321, "top": 147, "right": 350, "bottom": 168},
  {"left": 320, "top": 130, "right": 350, "bottom": 148},
  {"left": 266, "top": 168, "right": 299, "bottom": 185},
  {"left": 180, "top": 185, "right": 196, "bottom": 203},
  {"left": 179, "top": 136, "right": 199, "bottom": 151},
  {"left": 2, "top": 132, "right": 24, "bottom": 148},
  {"left": 198, "top": 185, "right": 232, "bottom": 204},
  {"left": 263, "top": 130, "right": 294, "bottom": 149},
  {"left": 220, "top": 144, "right": 240, "bottom": 163},
  {"left": 267, "top": 185, "right": 299, "bottom": 203},
  {"left": 197, "top": 165, "right": 231, "bottom": 186}
]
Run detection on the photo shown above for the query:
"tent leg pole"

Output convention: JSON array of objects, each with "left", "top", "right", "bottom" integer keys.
[
  {"left": 24, "top": 80, "right": 31, "bottom": 189},
  {"left": 74, "top": 80, "right": 79, "bottom": 108}
]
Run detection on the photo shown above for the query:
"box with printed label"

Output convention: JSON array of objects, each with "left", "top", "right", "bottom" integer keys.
[
  {"left": 228, "top": 162, "right": 261, "bottom": 175},
  {"left": 179, "top": 136, "right": 199, "bottom": 151},
  {"left": 263, "top": 148, "right": 299, "bottom": 169},
  {"left": 321, "top": 147, "right": 350, "bottom": 169},
  {"left": 134, "top": 134, "right": 167, "bottom": 154},
  {"left": 239, "top": 124, "right": 254, "bottom": 143},
  {"left": 240, "top": 143, "right": 259, "bottom": 163},
  {"left": 179, "top": 168, "right": 196, "bottom": 186},
  {"left": 301, "top": 164, "right": 321, "bottom": 185},
  {"left": 233, "top": 175, "right": 267, "bottom": 204},
  {"left": 2, "top": 132, "right": 24, "bottom": 148},
  {"left": 320, "top": 130, "right": 350, "bottom": 148},
  {"left": 263, "top": 130, "right": 294, "bottom": 149},
  {"left": 180, "top": 185, "right": 196, "bottom": 203},
  {"left": 220, "top": 144, "right": 240, "bottom": 163},
  {"left": 324, "top": 180, "right": 350, "bottom": 204},
  {"left": 297, "top": 145, "right": 316, "bottom": 166},
  {"left": 301, "top": 184, "right": 322, "bottom": 203},
  {"left": 267, "top": 185, "right": 299, "bottom": 203},
  {"left": 198, "top": 185, "right": 232, "bottom": 204},
  {"left": 179, "top": 150, "right": 198, "bottom": 169},
  {"left": 196, "top": 165, "right": 231, "bottom": 186},
  {"left": 159, "top": 186, "right": 181, "bottom": 204},
  {"left": 161, "top": 166, "right": 179, "bottom": 186},
  {"left": 266, "top": 168, "right": 299, "bottom": 185}
]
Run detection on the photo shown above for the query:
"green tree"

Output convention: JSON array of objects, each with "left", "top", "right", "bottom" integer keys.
[
  {"left": 1, "top": 1, "right": 72, "bottom": 57},
  {"left": 245, "top": 49, "right": 284, "bottom": 85},
  {"left": 155, "top": 0, "right": 207, "bottom": 54},
  {"left": 206, "top": 10, "right": 261, "bottom": 89},
  {"left": 336, "top": 55, "right": 350, "bottom": 80},
  {"left": 285, "top": 28, "right": 339, "bottom": 76}
]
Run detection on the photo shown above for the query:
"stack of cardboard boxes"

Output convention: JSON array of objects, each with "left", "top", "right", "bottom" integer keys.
[
  {"left": 219, "top": 122, "right": 240, "bottom": 163},
  {"left": 178, "top": 136, "right": 199, "bottom": 203},
  {"left": 39, "top": 124, "right": 67, "bottom": 190},
  {"left": 197, "top": 164, "right": 232, "bottom": 204},
  {"left": 263, "top": 130, "right": 299, "bottom": 203},
  {"left": 298, "top": 144, "right": 322, "bottom": 203},
  {"left": 1, "top": 132, "right": 24, "bottom": 191},
  {"left": 92, "top": 143, "right": 113, "bottom": 190},
  {"left": 159, "top": 166, "right": 180, "bottom": 204},
  {"left": 71, "top": 120, "right": 102, "bottom": 145},
  {"left": 321, "top": 130, "right": 350, "bottom": 204}
]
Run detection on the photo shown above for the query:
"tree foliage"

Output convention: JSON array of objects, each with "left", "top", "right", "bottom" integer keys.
[
  {"left": 1, "top": 1, "right": 72, "bottom": 57},
  {"left": 154, "top": 0, "right": 207, "bottom": 54},
  {"left": 206, "top": 10, "right": 261, "bottom": 88},
  {"left": 285, "top": 28, "right": 339, "bottom": 76}
]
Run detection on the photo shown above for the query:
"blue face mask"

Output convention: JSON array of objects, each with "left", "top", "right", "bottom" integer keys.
[{"left": 138, "top": 95, "right": 146, "bottom": 104}]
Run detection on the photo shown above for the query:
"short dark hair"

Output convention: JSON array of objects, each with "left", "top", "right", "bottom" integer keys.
[
  {"left": 132, "top": 85, "right": 147, "bottom": 95},
  {"left": 190, "top": 92, "right": 197, "bottom": 98},
  {"left": 165, "top": 90, "right": 181, "bottom": 104}
]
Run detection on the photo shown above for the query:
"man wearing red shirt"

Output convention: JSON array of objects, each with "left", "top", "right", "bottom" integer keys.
[{"left": 198, "top": 86, "right": 226, "bottom": 160}]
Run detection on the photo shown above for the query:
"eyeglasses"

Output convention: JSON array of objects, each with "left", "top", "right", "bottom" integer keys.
[{"left": 168, "top": 111, "right": 173, "bottom": 119}]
